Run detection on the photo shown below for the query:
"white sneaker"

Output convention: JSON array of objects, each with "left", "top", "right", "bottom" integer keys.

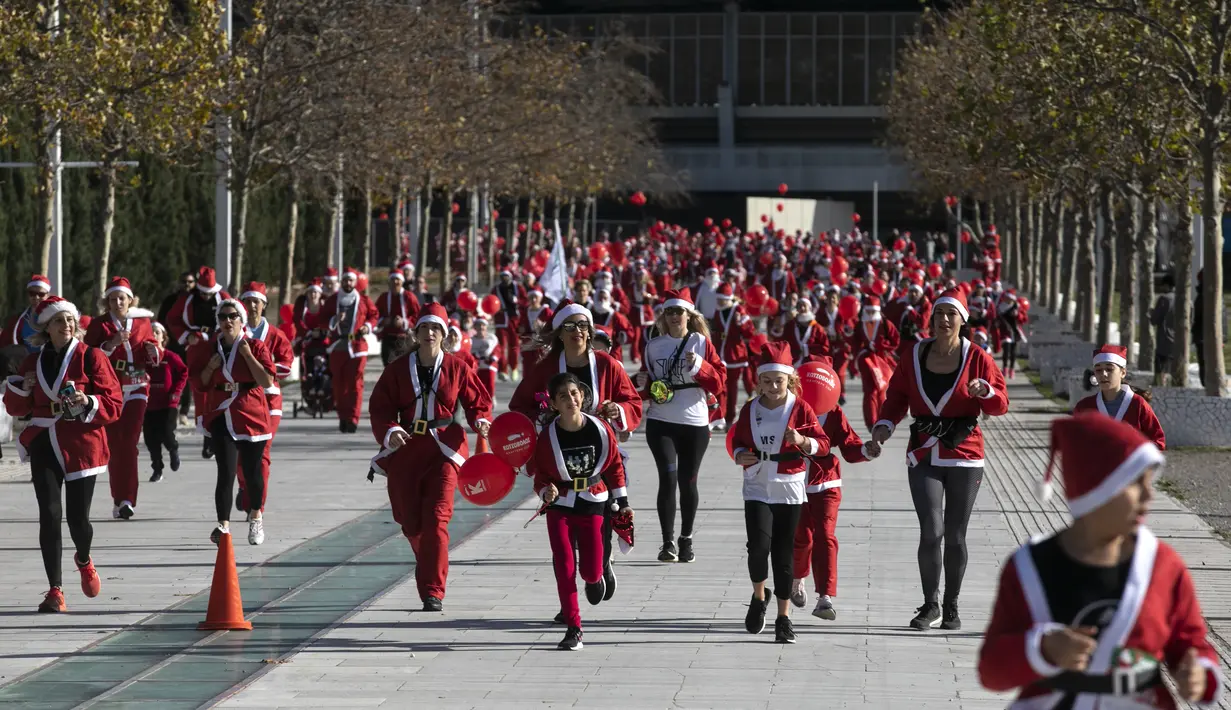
[
  {"left": 813, "top": 595, "right": 837, "bottom": 621},
  {"left": 112, "top": 505, "right": 122, "bottom": 519},
  {"left": 713, "top": 421, "right": 727, "bottom": 432},
  {"left": 248, "top": 517, "right": 265, "bottom": 545},
  {"left": 790, "top": 579, "right": 807, "bottom": 609}
]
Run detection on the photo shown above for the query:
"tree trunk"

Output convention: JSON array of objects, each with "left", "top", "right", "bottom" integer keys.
[
  {"left": 95, "top": 159, "right": 118, "bottom": 306},
  {"left": 1137, "top": 197, "right": 1158, "bottom": 371},
  {"left": 418, "top": 177, "right": 432, "bottom": 276},
  {"left": 234, "top": 173, "right": 251, "bottom": 292},
  {"left": 1061, "top": 201, "right": 1078, "bottom": 323},
  {"left": 568, "top": 198, "right": 577, "bottom": 245},
  {"left": 36, "top": 111, "right": 55, "bottom": 278},
  {"left": 1199, "top": 138, "right": 1226, "bottom": 396},
  {"left": 1051, "top": 203, "right": 1066, "bottom": 315},
  {"left": 1009, "top": 193, "right": 1022, "bottom": 287},
  {"left": 1096, "top": 185, "right": 1115, "bottom": 345},
  {"left": 1172, "top": 197, "right": 1194, "bottom": 387},
  {"left": 440, "top": 189, "right": 456, "bottom": 296},
  {"left": 486, "top": 188, "right": 497, "bottom": 286},
  {"left": 393, "top": 179, "right": 405, "bottom": 260},
  {"left": 582, "top": 197, "right": 593, "bottom": 244},
  {"left": 325, "top": 169, "right": 341, "bottom": 271},
  {"left": 468, "top": 190, "right": 479, "bottom": 285},
  {"left": 1077, "top": 196, "right": 1097, "bottom": 339},
  {"left": 1023, "top": 196, "right": 1035, "bottom": 292},
  {"left": 280, "top": 174, "right": 300, "bottom": 308},
  {"left": 1117, "top": 191, "right": 1138, "bottom": 359},
  {"left": 1039, "top": 200, "right": 1054, "bottom": 307},
  {"left": 972, "top": 202, "right": 984, "bottom": 239},
  {"left": 510, "top": 199, "right": 521, "bottom": 259},
  {"left": 362, "top": 184, "right": 373, "bottom": 274},
  {"left": 553, "top": 198, "right": 562, "bottom": 235},
  {"left": 1032, "top": 200, "right": 1044, "bottom": 297}
]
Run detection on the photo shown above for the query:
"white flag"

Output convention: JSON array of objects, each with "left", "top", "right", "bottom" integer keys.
[{"left": 541, "top": 221, "right": 571, "bottom": 304}]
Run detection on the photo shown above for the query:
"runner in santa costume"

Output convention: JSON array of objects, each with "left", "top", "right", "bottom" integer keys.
[
  {"left": 760, "top": 254, "right": 798, "bottom": 303},
  {"left": 628, "top": 268, "right": 658, "bottom": 364},
  {"left": 4, "top": 297, "right": 122, "bottom": 613},
  {"left": 1074, "top": 345, "right": 1166, "bottom": 451},
  {"left": 851, "top": 295, "right": 900, "bottom": 432},
  {"left": 997, "top": 288, "right": 1028, "bottom": 378},
  {"left": 292, "top": 278, "right": 325, "bottom": 348},
  {"left": 368, "top": 303, "right": 493, "bottom": 612},
  {"left": 375, "top": 270, "right": 421, "bottom": 367},
  {"left": 784, "top": 298, "right": 831, "bottom": 368},
  {"left": 789, "top": 355, "right": 878, "bottom": 621},
  {"left": 636, "top": 288, "right": 726, "bottom": 564},
  {"left": 167, "top": 266, "right": 230, "bottom": 459},
  {"left": 590, "top": 288, "right": 633, "bottom": 363},
  {"left": 445, "top": 322, "right": 477, "bottom": 371},
  {"left": 235, "top": 282, "right": 294, "bottom": 514},
  {"left": 320, "top": 268, "right": 377, "bottom": 433},
  {"left": 491, "top": 270, "right": 527, "bottom": 380},
  {"left": 83, "top": 277, "right": 157, "bottom": 520},
  {"left": 468, "top": 317, "right": 501, "bottom": 404},
  {"left": 978, "top": 413, "right": 1223, "bottom": 709},
  {"left": 533, "top": 371, "right": 634, "bottom": 651},
  {"left": 321, "top": 267, "right": 340, "bottom": 297},
  {"left": 1, "top": 273, "right": 51, "bottom": 354},
  {"left": 892, "top": 283, "right": 932, "bottom": 359},
  {"left": 815, "top": 285, "right": 854, "bottom": 405},
  {"left": 730, "top": 342, "right": 826, "bottom": 644},
  {"left": 871, "top": 288, "right": 1008, "bottom": 631},
  {"left": 189, "top": 298, "right": 276, "bottom": 546},
  {"left": 710, "top": 283, "right": 758, "bottom": 431},
  {"left": 143, "top": 322, "right": 187, "bottom": 483}
]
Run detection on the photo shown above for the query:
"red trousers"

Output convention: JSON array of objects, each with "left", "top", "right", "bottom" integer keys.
[
  {"left": 857, "top": 355, "right": 890, "bottom": 432},
  {"left": 628, "top": 323, "right": 645, "bottom": 364},
  {"left": 496, "top": 326, "right": 519, "bottom": 375},
  {"left": 793, "top": 487, "right": 842, "bottom": 596},
  {"left": 477, "top": 368, "right": 496, "bottom": 402},
  {"left": 722, "top": 365, "right": 755, "bottom": 425},
  {"left": 329, "top": 351, "right": 366, "bottom": 426},
  {"left": 546, "top": 508, "right": 604, "bottom": 629},
  {"left": 237, "top": 414, "right": 278, "bottom": 511},
  {"left": 107, "top": 398, "right": 148, "bottom": 506},
  {"left": 387, "top": 460, "right": 457, "bottom": 601}
]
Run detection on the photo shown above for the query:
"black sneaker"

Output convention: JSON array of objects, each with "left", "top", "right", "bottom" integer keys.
[
  {"left": 940, "top": 601, "right": 961, "bottom": 630},
  {"left": 553, "top": 611, "right": 566, "bottom": 625},
  {"left": 910, "top": 602, "right": 942, "bottom": 630},
  {"left": 585, "top": 578, "right": 606, "bottom": 606},
  {"left": 774, "top": 615, "right": 797, "bottom": 644},
  {"left": 235, "top": 490, "right": 246, "bottom": 514},
  {"left": 557, "top": 626, "right": 583, "bottom": 651},
  {"left": 657, "top": 540, "right": 678, "bottom": 562},
  {"left": 745, "top": 589, "right": 771, "bottom": 634},
  {"left": 118, "top": 503, "right": 134, "bottom": 520},
  {"left": 677, "top": 536, "right": 695, "bottom": 563},
  {"left": 149, "top": 469, "right": 163, "bottom": 483},
  {"left": 603, "top": 561, "right": 616, "bottom": 601},
  {"left": 170, "top": 450, "right": 181, "bottom": 472},
  {"left": 423, "top": 596, "right": 443, "bottom": 612}
]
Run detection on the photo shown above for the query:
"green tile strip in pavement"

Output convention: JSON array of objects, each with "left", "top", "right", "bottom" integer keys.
[{"left": 0, "top": 477, "right": 534, "bottom": 710}]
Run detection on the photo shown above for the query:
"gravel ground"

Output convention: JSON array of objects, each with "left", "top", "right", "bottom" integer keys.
[{"left": 1159, "top": 448, "right": 1231, "bottom": 542}]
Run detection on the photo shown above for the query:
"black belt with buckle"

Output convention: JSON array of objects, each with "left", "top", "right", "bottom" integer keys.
[
  {"left": 755, "top": 450, "right": 801, "bottom": 462},
  {"left": 215, "top": 382, "right": 258, "bottom": 393},
  {"left": 347, "top": 333, "right": 363, "bottom": 341},
  {"left": 566, "top": 472, "right": 604, "bottom": 492},
  {"left": 1041, "top": 667, "right": 1161, "bottom": 696},
  {"left": 410, "top": 417, "right": 453, "bottom": 435}
]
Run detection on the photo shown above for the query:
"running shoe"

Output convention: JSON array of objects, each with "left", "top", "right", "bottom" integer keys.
[
  {"left": 118, "top": 502, "right": 135, "bottom": 520},
  {"left": 603, "top": 560, "right": 617, "bottom": 601},
  {"left": 812, "top": 595, "right": 837, "bottom": 621},
  {"left": 585, "top": 578, "right": 606, "bottom": 606},
  {"left": 235, "top": 490, "right": 246, "bottom": 515},
  {"left": 557, "top": 626, "right": 583, "bottom": 651},
  {"left": 112, "top": 505, "right": 122, "bottom": 519},
  {"left": 677, "top": 536, "right": 695, "bottom": 563},
  {"left": 149, "top": 469, "right": 163, "bottom": 483},
  {"left": 745, "top": 589, "right": 771, "bottom": 634},
  {"left": 940, "top": 601, "right": 961, "bottom": 630},
  {"left": 790, "top": 579, "right": 807, "bottom": 609},
  {"left": 210, "top": 524, "right": 228, "bottom": 545},
  {"left": 774, "top": 615, "right": 797, "bottom": 644},
  {"left": 38, "top": 587, "right": 66, "bottom": 613},
  {"left": 423, "top": 596, "right": 443, "bottom": 612},
  {"left": 553, "top": 611, "right": 566, "bottom": 625},
  {"left": 170, "top": 450, "right": 181, "bottom": 471},
  {"left": 657, "top": 540, "right": 678, "bottom": 562},
  {"left": 712, "top": 421, "right": 727, "bottom": 432},
  {"left": 248, "top": 517, "right": 265, "bottom": 546},
  {"left": 75, "top": 555, "right": 100, "bottom": 598},
  {"left": 910, "top": 602, "right": 942, "bottom": 630}
]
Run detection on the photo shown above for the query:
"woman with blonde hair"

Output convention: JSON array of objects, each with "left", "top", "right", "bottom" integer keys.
[{"left": 635, "top": 288, "right": 726, "bottom": 563}]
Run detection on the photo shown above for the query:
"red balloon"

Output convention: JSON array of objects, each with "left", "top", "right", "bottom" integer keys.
[
  {"left": 831, "top": 255, "right": 849, "bottom": 274},
  {"left": 760, "top": 214, "right": 769, "bottom": 224},
  {"left": 778, "top": 183, "right": 789, "bottom": 196},
  {"left": 518, "top": 222, "right": 527, "bottom": 233},
  {"left": 726, "top": 424, "right": 739, "bottom": 461},
  {"left": 852, "top": 213, "right": 861, "bottom": 224},
  {"left": 776, "top": 203, "right": 784, "bottom": 212},
  {"left": 457, "top": 289, "right": 479, "bottom": 312},
  {"left": 451, "top": 202, "right": 461, "bottom": 214},
  {"left": 945, "top": 251, "right": 955, "bottom": 263},
  {"left": 356, "top": 272, "right": 369, "bottom": 293},
  {"left": 532, "top": 221, "right": 543, "bottom": 232},
  {"left": 457, "top": 452, "right": 516, "bottom": 506},
  {"left": 871, "top": 279, "right": 887, "bottom": 296},
  {"left": 926, "top": 263, "right": 943, "bottom": 280},
  {"left": 656, "top": 220, "right": 666, "bottom": 230},
  {"left": 893, "top": 238, "right": 906, "bottom": 252},
  {"left": 746, "top": 283, "right": 770, "bottom": 307},
  {"left": 838, "top": 295, "right": 860, "bottom": 321},
  {"left": 1018, "top": 297, "right": 1031, "bottom": 312},
  {"left": 961, "top": 230, "right": 972, "bottom": 244},
  {"left": 944, "top": 195, "right": 958, "bottom": 208},
  {"left": 744, "top": 301, "right": 763, "bottom": 317},
  {"left": 758, "top": 252, "right": 773, "bottom": 267},
  {"left": 589, "top": 243, "right": 609, "bottom": 262},
  {"left": 799, "top": 361, "right": 841, "bottom": 416},
  {"left": 488, "top": 411, "right": 537, "bottom": 468},
  {"left": 721, "top": 218, "right": 732, "bottom": 229},
  {"left": 703, "top": 217, "right": 713, "bottom": 227},
  {"left": 764, "top": 297, "right": 780, "bottom": 316},
  {"left": 831, "top": 271, "right": 849, "bottom": 288},
  {"left": 630, "top": 191, "right": 647, "bottom": 207},
  {"left": 492, "top": 209, "right": 500, "bottom": 220},
  {"left": 480, "top": 293, "right": 502, "bottom": 316}
]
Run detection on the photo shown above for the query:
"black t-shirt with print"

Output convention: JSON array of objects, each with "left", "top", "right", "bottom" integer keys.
[{"left": 551, "top": 418, "right": 605, "bottom": 516}]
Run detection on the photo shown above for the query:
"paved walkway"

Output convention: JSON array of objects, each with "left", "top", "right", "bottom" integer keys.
[{"left": 2, "top": 364, "right": 1230, "bottom": 709}]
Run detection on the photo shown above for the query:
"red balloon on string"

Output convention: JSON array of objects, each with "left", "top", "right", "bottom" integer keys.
[
  {"left": 871, "top": 280, "right": 887, "bottom": 296},
  {"left": 961, "top": 230, "right": 972, "bottom": 244},
  {"left": 764, "top": 297, "right": 780, "bottom": 316},
  {"left": 799, "top": 360, "right": 841, "bottom": 416},
  {"left": 532, "top": 221, "right": 543, "bottom": 232},
  {"left": 831, "top": 255, "right": 849, "bottom": 274},
  {"left": 784, "top": 236, "right": 796, "bottom": 250},
  {"left": 451, "top": 202, "right": 461, "bottom": 214},
  {"left": 944, "top": 195, "right": 958, "bottom": 208},
  {"left": 457, "top": 289, "right": 479, "bottom": 312},
  {"left": 837, "top": 295, "right": 860, "bottom": 321},
  {"left": 481, "top": 294, "right": 502, "bottom": 316},
  {"left": 959, "top": 282, "right": 973, "bottom": 296},
  {"left": 945, "top": 251, "right": 956, "bottom": 263},
  {"left": 758, "top": 252, "right": 773, "bottom": 267},
  {"left": 893, "top": 238, "right": 906, "bottom": 252},
  {"left": 1018, "top": 297, "right": 1031, "bottom": 312},
  {"left": 721, "top": 218, "right": 732, "bottom": 229},
  {"left": 727, "top": 424, "right": 739, "bottom": 461},
  {"left": 852, "top": 213, "right": 861, "bottom": 224},
  {"left": 926, "top": 263, "right": 943, "bottom": 280},
  {"left": 830, "top": 269, "right": 848, "bottom": 287},
  {"left": 518, "top": 222, "right": 527, "bottom": 233},
  {"left": 745, "top": 284, "right": 770, "bottom": 308},
  {"left": 778, "top": 183, "right": 789, "bottom": 196},
  {"left": 489, "top": 411, "right": 537, "bottom": 468},
  {"left": 987, "top": 224, "right": 997, "bottom": 234},
  {"left": 457, "top": 453, "right": 516, "bottom": 506},
  {"left": 760, "top": 214, "right": 769, "bottom": 224},
  {"left": 589, "top": 243, "right": 609, "bottom": 262},
  {"left": 656, "top": 220, "right": 666, "bottom": 230},
  {"left": 776, "top": 203, "right": 784, "bottom": 212}
]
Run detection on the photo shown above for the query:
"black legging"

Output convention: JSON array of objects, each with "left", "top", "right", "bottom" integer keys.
[
  {"left": 907, "top": 463, "right": 983, "bottom": 604},
  {"left": 744, "top": 501, "right": 801, "bottom": 601},
  {"left": 30, "top": 432, "right": 96, "bottom": 588},
  {"left": 1000, "top": 340, "right": 1017, "bottom": 373},
  {"left": 209, "top": 418, "right": 267, "bottom": 523},
  {"left": 645, "top": 419, "right": 710, "bottom": 543},
  {"left": 143, "top": 407, "right": 179, "bottom": 472}
]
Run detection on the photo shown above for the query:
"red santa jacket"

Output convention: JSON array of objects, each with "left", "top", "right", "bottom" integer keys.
[
  {"left": 532, "top": 413, "right": 628, "bottom": 509},
  {"left": 852, "top": 317, "right": 900, "bottom": 358},
  {"left": 979, "top": 527, "right": 1223, "bottom": 709},
  {"left": 512, "top": 349, "right": 643, "bottom": 433},
  {"left": 1074, "top": 387, "right": 1166, "bottom": 451},
  {"left": 760, "top": 270, "right": 798, "bottom": 302},
  {"left": 83, "top": 308, "right": 158, "bottom": 404},
  {"left": 4, "top": 339, "right": 124, "bottom": 479},
  {"left": 785, "top": 318, "right": 831, "bottom": 367},
  {"left": 892, "top": 299, "right": 932, "bottom": 356},
  {"left": 1, "top": 308, "right": 35, "bottom": 348},
  {"left": 249, "top": 318, "right": 294, "bottom": 418},
  {"left": 188, "top": 333, "right": 275, "bottom": 441},
  {"left": 468, "top": 333, "right": 502, "bottom": 375},
  {"left": 712, "top": 305, "right": 758, "bottom": 368},
  {"left": 375, "top": 289, "right": 421, "bottom": 338},
  {"left": 146, "top": 348, "right": 188, "bottom": 411},
  {"left": 807, "top": 405, "right": 870, "bottom": 492},
  {"left": 877, "top": 338, "right": 1009, "bottom": 467},
  {"left": 320, "top": 291, "right": 378, "bottom": 358},
  {"left": 168, "top": 288, "right": 231, "bottom": 347},
  {"left": 368, "top": 348, "right": 493, "bottom": 473}
]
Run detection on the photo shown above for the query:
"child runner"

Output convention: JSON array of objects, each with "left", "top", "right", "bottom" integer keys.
[
  {"left": 1073, "top": 345, "right": 1166, "bottom": 450},
  {"left": 143, "top": 323, "right": 188, "bottom": 482}
]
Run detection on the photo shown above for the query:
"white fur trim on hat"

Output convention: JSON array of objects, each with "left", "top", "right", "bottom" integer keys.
[
  {"left": 934, "top": 296, "right": 969, "bottom": 321},
  {"left": 1093, "top": 352, "right": 1127, "bottom": 369},
  {"left": 389, "top": 272, "right": 405, "bottom": 282},
  {"left": 757, "top": 363, "right": 795, "bottom": 376},
  {"left": 663, "top": 298, "right": 694, "bottom": 311},
  {"left": 307, "top": 283, "right": 323, "bottom": 292},
  {"left": 1067, "top": 442, "right": 1164, "bottom": 519},
  {"left": 416, "top": 314, "right": 448, "bottom": 331},
  {"left": 240, "top": 290, "right": 267, "bottom": 303},
  {"left": 215, "top": 298, "right": 246, "bottom": 319},
  {"left": 36, "top": 300, "right": 79, "bottom": 326},
  {"left": 27, "top": 278, "right": 50, "bottom": 291},
  {"left": 552, "top": 303, "right": 593, "bottom": 330},
  {"left": 862, "top": 305, "right": 881, "bottom": 313},
  {"left": 105, "top": 284, "right": 134, "bottom": 298}
]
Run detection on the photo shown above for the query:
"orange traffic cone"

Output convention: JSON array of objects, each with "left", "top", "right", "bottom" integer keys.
[
  {"left": 199, "top": 532, "right": 253, "bottom": 631},
  {"left": 476, "top": 435, "right": 490, "bottom": 454}
]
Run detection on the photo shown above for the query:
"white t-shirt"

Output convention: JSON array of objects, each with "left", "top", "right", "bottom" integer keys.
[
  {"left": 643, "top": 332, "right": 710, "bottom": 427},
  {"left": 741, "top": 395, "right": 806, "bottom": 505}
]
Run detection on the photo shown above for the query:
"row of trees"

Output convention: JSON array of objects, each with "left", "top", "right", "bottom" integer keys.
[
  {"left": 886, "top": 0, "right": 1230, "bottom": 396},
  {"left": 0, "top": 0, "right": 670, "bottom": 312}
]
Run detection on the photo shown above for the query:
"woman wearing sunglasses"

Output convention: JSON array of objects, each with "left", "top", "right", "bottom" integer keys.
[{"left": 634, "top": 288, "right": 726, "bottom": 563}]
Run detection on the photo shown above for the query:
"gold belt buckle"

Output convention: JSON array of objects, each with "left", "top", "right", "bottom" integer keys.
[
  {"left": 413, "top": 419, "right": 429, "bottom": 436},
  {"left": 114, "top": 360, "right": 128, "bottom": 373},
  {"left": 50, "top": 402, "right": 63, "bottom": 416},
  {"left": 223, "top": 382, "right": 238, "bottom": 392},
  {"left": 572, "top": 476, "right": 589, "bottom": 493}
]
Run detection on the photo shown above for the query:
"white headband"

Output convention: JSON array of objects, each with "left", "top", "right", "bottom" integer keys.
[
  {"left": 105, "top": 284, "right": 134, "bottom": 298},
  {"left": 552, "top": 303, "right": 593, "bottom": 330},
  {"left": 1093, "top": 352, "right": 1127, "bottom": 369},
  {"left": 240, "top": 290, "right": 267, "bottom": 303},
  {"left": 933, "top": 296, "right": 969, "bottom": 321}
]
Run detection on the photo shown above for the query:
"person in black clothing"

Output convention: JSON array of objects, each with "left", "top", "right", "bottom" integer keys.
[
  {"left": 415, "top": 276, "right": 436, "bottom": 306},
  {"left": 1191, "top": 269, "right": 1205, "bottom": 389},
  {"left": 159, "top": 271, "right": 197, "bottom": 421},
  {"left": 1150, "top": 273, "right": 1176, "bottom": 382}
]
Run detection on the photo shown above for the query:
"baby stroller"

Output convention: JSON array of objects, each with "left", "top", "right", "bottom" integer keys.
[{"left": 292, "top": 337, "right": 334, "bottom": 418}]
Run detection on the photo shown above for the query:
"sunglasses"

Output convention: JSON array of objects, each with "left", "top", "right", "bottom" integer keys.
[
  {"left": 664, "top": 307, "right": 686, "bottom": 316},
  {"left": 219, "top": 312, "right": 243, "bottom": 322},
  {"left": 28, "top": 290, "right": 47, "bottom": 298},
  {"left": 560, "top": 322, "right": 591, "bottom": 333}
]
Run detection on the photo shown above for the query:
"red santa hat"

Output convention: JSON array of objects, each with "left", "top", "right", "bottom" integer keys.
[
  {"left": 662, "top": 288, "right": 695, "bottom": 312},
  {"left": 323, "top": 267, "right": 340, "bottom": 282},
  {"left": 416, "top": 302, "right": 449, "bottom": 331},
  {"left": 716, "top": 283, "right": 734, "bottom": 300},
  {"left": 862, "top": 295, "right": 882, "bottom": 315},
  {"left": 342, "top": 266, "right": 359, "bottom": 280},
  {"left": 1093, "top": 344, "right": 1128, "bottom": 369},
  {"left": 240, "top": 281, "right": 268, "bottom": 303},
  {"left": 757, "top": 341, "right": 795, "bottom": 377},
  {"left": 27, "top": 274, "right": 51, "bottom": 292},
  {"left": 933, "top": 288, "right": 969, "bottom": 321},
  {"left": 104, "top": 276, "right": 134, "bottom": 298},
  {"left": 34, "top": 295, "right": 80, "bottom": 327},
  {"left": 306, "top": 278, "right": 323, "bottom": 293},
  {"left": 1036, "top": 413, "right": 1164, "bottom": 518},
  {"left": 197, "top": 266, "right": 222, "bottom": 293},
  {"left": 971, "top": 279, "right": 984, "bottom": 288},
  {"left": 551, "top": 299, "right": 593, "bottom": 330},
  {"left": 388, "top": 270, "right": 405, "bottom": 283}
]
